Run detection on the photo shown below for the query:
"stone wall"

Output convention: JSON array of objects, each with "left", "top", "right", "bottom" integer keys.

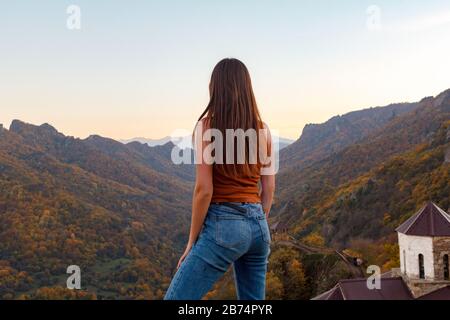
[
  {"left": 433, "top": 237, "right": 450, "bottom": 281},
  {"left": 394, "top": 269, "right": 450, "bottom": 298}
]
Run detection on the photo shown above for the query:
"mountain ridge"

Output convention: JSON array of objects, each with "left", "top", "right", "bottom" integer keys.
[
  {"left": 274, "top": 88, "right": 450, "bottom": 248},
  {"left": 0, "top": 121, "right": 193, "bottom": 299},
  {"left": 281, "top": 102, "right": 420, "bottom": 171}
]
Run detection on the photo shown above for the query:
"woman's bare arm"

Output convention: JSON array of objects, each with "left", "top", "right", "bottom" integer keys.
[
  {"left": 261, "top": 174, "right": 275, "bottom": 217},
  {"left": 188, "top": 162, "right": 213, "bottom": 246},
  {"left": 177, "top": 120, "right": 213, "bottom": 268},
  {"left": 260, "top": 123, "right": 275, "bottom": 217}
]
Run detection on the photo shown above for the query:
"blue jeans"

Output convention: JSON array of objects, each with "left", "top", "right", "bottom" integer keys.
[{"left": 164, "top": 203, "right": 271, "bottom": 300}]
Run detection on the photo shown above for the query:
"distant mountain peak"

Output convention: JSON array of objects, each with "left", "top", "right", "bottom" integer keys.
[
  {"left": 9, "top": 119, "right": 63, "bottom": 137},
  {"left": 120, "top": 136, "right": 173, "bottom": 147},
  {"left": 9, "top": 119, "right": 29, "bottom": 132},
  {"left": 433, "top": 89, "right": 450, "bottom": 108},
  {"left": 84, "top": 134, "right": 133, "bottom": 156},
  {"left": 126, "top": 140, "right": 176, "bottom": 149},
  {"left": 85, "top": 134, "right": 109, "bottom": 141},
  {"left": 419, "top": 96, "right": 434, "bottom": 103},
  {"left": 40, "top": 122, "right": 59, "bottom": 134}
]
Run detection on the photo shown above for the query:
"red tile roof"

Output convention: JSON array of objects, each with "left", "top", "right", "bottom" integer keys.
[
  {"left": 396, "top": 202, "right": 450, "bottom": 236},
  {"left": 312, "top": 285, "right": 343, "bottom": 300},
  {"left": 313, "top": 277, "right": 414, "bottom": 300},
  {"left": 340, "top": 277, "right": 414, "bottom": 300}
]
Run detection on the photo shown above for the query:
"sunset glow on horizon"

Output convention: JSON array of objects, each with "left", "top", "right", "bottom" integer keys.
[{"left": 2, "top": 0, "right": 450, "bottom": 140}]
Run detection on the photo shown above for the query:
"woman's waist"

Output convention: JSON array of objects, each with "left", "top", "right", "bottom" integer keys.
[
  {"left": 208, "top": 202, "right": 264, "bottom": 218},
  {"left": 211, "top": 185, "right": 260, "bottom": 201}
]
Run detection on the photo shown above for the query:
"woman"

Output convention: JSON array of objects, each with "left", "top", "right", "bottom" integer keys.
[{"left": 164, "top": 58, "right": 275, "bottom": 300}]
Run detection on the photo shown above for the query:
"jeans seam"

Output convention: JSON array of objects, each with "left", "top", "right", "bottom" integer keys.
[
  {"left": 258, "top": 218, "right": 271, "bottom": 245},
  {"left": 244, "top": 220, "right": 252, "bottom": 253}
]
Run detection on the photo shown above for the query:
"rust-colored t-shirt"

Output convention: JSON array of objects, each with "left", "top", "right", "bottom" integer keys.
[
  {"left": 195, "top": 118, "right": 272, "bottom": 204},
  {"left": 211, "top": 165, "right": 261, "bottom": 203}
]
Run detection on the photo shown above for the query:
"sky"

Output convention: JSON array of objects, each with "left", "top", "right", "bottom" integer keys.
[{"left": 1, "top": 0, "right": 450, "bottom": 140}]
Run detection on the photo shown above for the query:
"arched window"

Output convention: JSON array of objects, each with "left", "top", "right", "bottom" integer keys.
[
  {"left": 444, "top": 254, "right": 449, "bottom": 280},
  {"left": 403, "top": 250, "right": 407, "bottom": 274},
  {"left": 418, "top": 254, "right": 425, "bottom": 279}
]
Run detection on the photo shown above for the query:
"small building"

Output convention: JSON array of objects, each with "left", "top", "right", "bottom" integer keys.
[
  {"left": 313, "top": 202, "right": 450, "bottom": 300},
  {"left": 270, "top": 219, "right": 289, "bottom": 234},
  {"left": 396, "top": 202, "right": 450, "bottom": 296}
]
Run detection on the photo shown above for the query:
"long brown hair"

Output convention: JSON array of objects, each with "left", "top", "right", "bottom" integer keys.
[{"left": 197, "top": 58, "right": 266, "bottom": 178}]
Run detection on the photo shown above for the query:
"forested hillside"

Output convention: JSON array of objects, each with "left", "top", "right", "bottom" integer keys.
[
  {"left": 273, "top": 89, "right": 450, "bottom": 261},
  {"left": 280, "top": 101, "right": 419, "bottom": 170},
  {"left": 0, "top": 122, "right": 193, "bottom": 299}
]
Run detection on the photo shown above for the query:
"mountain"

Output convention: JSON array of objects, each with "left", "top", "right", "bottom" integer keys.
[
  {"left": 122, "top": 135, "right": 294, "bottom": 151},
  {"left": 120, "top": 136, "right": 173, "bottom": 147},
  {"left": 276, "top": 137, "right": 295, "bottom": 151},
  {"left": 124, "top": 141, "right": 195, "bottom": 182},
  {"left": 281, "top": 102, "right": 419, "bottom": 171},
  {"left": 0, "top": 121, "right": 193, "bottom": 299},
  {"left": 274, "top": 89, "right": 450, "bottom": 248}
]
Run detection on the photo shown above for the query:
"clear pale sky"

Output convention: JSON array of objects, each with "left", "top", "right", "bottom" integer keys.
[{"left": 1, "top": 0, "right": 450, "bottom": 140}]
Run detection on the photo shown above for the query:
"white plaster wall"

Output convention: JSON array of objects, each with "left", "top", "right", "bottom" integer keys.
[{"left": 398, "top": 233, "right": 435, "bottom": 279}]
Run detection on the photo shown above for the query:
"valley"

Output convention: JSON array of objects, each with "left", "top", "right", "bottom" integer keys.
[{"left": 0, "top": 88, "right": 449, "bottom": 299}]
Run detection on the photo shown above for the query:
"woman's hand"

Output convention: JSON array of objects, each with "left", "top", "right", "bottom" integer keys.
[{"left": 177, "top": 242, "right": 193, "bottom": 269}]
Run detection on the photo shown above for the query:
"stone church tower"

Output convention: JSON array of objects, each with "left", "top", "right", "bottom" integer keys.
[{"left": 396, "top": 202, "right": 450, "bottom": 297}]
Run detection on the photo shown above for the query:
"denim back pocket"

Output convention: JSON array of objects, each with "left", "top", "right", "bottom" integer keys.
[
  {"left": 257, "top": 216, "right": 271, "bottom": 244},
  {"left": 215, "top": 214, "right": 249, "bottom": 249}
]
